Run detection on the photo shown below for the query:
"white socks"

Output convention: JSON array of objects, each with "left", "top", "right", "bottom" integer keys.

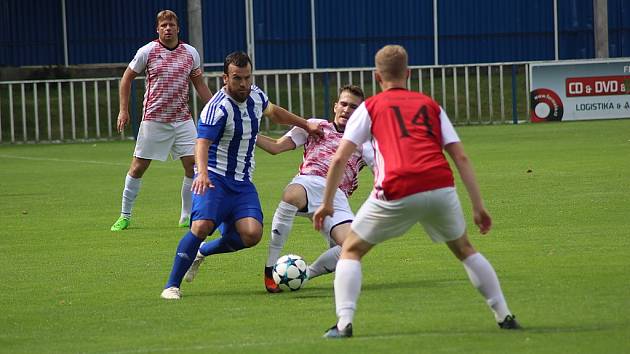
[
  {"left": 463, "top": 253, "right": 511, "bottom": 322},
  {"left": 335, "top": 259, "right": 362, "bottom": 329},
  {"left": 308, "top": 245, "right": 341, "bottom": 279},
  {"left": 180, "top": 176, "right": 193, "bottom": 222},
  {"left": 121, "top": 174, "right": 141, "bottom": 217},
  {"left": 266, "top": 201, "right": 299, "bottom": 267},
  {"left": 331, "top": 253, "right": 511, "bottom": 329}
]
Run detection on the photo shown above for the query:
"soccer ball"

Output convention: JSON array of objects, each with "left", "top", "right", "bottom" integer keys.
[{"left": 272, "top": 254, "right": 309, "bottom": 291}]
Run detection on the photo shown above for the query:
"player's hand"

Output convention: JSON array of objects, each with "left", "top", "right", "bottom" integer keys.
[
  {"left": 116, "top": 111, "right": 130, "bottom": 133},
  {"left": 306, "top": 121, "right": 324, "bottom": 139},
  {"left": 473, "top": 208, "right": 492, "bottom": 235},
  {"left": 191, "top": 173, "right": 214, "bottom": 195},
  {"left": 312, "top": 204, "right": 333, "bottom": 231}
]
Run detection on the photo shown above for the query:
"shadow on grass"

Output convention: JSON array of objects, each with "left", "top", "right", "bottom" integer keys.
[
  {"left": 187, "top": 278, "right": 459, "bottom": 299},
  {"left": 355, "top": 322, "right": 620, "bottom": 339},
  {"left": 356, "top": 323, "right": 628, "bottom": 339}
]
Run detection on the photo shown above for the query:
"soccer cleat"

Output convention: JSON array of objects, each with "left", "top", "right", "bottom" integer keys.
[
  {"left": 264, "top": 266, "right": 282, "bottom": 293},
  {"left": 183, "top": 249, "right": 206, "bottom": 283},
  {"left": 323, "top": 323, "right": 353, "bottom": 338},
  {"left": 178, "top": 216, "right": 190, "bottom": 228},
  {"left": 110, "top": 216, "right": 130, "bottom": 231},
  {"left": 498, "top": 314, "right": 522, "bottom": 330},
  {"left": 160, "top": 286, "right": 182, "bottom": 300}
]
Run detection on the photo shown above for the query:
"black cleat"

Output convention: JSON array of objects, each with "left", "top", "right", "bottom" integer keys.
[
  {"left": 264, "top": 266, "right": 282, "bottom": 293},
  {"left": 498, "top": 314, "right": 522, "bottom": 330},
  {"left": 323, "top": 323, "right": 353, "bottom": 338}
]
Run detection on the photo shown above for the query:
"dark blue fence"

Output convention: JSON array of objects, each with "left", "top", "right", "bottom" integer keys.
[
  {"left": 1, "top": 0, "right": 628, "bottom": 68},
  {"left": 314, "top": 0, "right": 435, "bottom": 68}
]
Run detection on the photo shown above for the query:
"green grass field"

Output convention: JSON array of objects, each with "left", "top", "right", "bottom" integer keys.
[{"left": 1, "top": 119, "right": 629, "bottom": 353}]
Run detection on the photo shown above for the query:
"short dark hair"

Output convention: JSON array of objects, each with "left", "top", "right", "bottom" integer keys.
[
  {"left": 339, "top": 85, "right": 365, "bottom": 101},
  {"left": 224, "top": 51, "right": 252, "bottom": 74}
]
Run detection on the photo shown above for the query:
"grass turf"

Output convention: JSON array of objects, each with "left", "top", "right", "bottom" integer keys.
[{"left": 0, "top": 119, "right": 629, "bottom": 353}]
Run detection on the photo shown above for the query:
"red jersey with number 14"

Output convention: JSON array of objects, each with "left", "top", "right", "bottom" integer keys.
[{"left": 343, "top": 88, "right": 460, "bottom": 201}]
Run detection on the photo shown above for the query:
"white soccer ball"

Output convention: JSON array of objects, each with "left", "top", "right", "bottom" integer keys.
[{"left": 272, "top": 254, "right": 309, "bottom": 291}]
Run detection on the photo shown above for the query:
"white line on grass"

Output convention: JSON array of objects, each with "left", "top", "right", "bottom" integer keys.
[
  {"left": 0, "top": 154, "right": 177, "bottom": 169},
  {"left": 96, "top": 332, "right": 479, "bottom": 354}
]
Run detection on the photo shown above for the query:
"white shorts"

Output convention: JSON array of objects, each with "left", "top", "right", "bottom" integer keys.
[
  {"left": 351, "top": 187, "right": 466, "bottom": 244},
  {"left": 291, "top": 175, "right": 354, "bottom": 242},
  {"left": 134, "top": 120, "right": 196, "bottom": 161}
]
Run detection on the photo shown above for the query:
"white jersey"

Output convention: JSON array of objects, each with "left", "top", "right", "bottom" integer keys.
[
  {"left": 129, "top": 40, "right": 202, "bottom": 123},
  {"left": 285, "top": 118, "right": 374, "bottom": 197}
]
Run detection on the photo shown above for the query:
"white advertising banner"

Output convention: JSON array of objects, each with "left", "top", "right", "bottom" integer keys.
[{"left": 529, "top": 59, "right": 630, "bottom": 122}]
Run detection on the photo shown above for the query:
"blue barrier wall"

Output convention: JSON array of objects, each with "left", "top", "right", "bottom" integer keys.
[
  {"left": 1, "top": 0, "right": 628, "bottom": 68},
  {"left": 608, "top": 0, "right": 630, "bottom": 57},
  {"left": 314, "top": 0, "right": 434, "bottom": 68},
  {"left": 201, "top": 0, "right": 247, "bottom": 67},
  {"left": 438, "top": 0, "right": 555, "bottom": 64},
  {"left": 65, "top": 0, "right": 188, "bottom": 64},
  {"left": 1, "top": 0, "right": 65, "bottom": 66},
  {"left": 253, "top": 0, "right": 313, "bottom": 69}
]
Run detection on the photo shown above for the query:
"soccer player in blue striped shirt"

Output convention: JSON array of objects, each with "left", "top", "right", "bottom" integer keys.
[{"left": 161, "top": 52, "right": 322, "bottom": 299}]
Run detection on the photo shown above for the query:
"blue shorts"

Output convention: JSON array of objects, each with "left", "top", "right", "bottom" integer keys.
[{"left": 191, "top": 172, "right": 263, "bottom": 229}]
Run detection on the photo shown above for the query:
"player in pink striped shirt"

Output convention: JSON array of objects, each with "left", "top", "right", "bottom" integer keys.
[
  {"left": 256, "top": 85, "right": 373, "bottom": 293},
  {"left": 110, "top": 10, "right": 213, "bottom": 232}
]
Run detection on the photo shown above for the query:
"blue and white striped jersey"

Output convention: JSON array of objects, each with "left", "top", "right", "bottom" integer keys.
[{"left": 197, "top": 85, "right": 269, "bottom": 182}]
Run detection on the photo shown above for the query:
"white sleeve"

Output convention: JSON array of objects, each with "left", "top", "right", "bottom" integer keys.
[
  {"left": 285, "top": 118, "right": 321, "bottom": 147},
  {"left": 183, "top": 44, "right": 202, "bottom": 71},
  {"left": 284, "top": 126, "right": 308, "bottom": 147},
  {"left": 439, "top": 107, "right": 460, "bottom": 146},
  {"left": 360, "top": 141, "right": 375, "bottom": 170},
  {"left": 343, "top": 103, "right": 372, "bottom": 146},
  {"left": 128, "top": 43, "right": 151, "bottom": 74}
]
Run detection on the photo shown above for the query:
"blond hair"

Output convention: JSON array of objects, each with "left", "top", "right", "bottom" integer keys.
[
  {"left": 375, "top": 45, "right": 408, "bottom": 81},
  {"left": 156, "top": 10, "right": 179, "bottom": 27}
]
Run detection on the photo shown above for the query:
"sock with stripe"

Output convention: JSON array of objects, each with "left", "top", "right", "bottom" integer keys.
[{"left": 165, "top": 231, "right": 203, "bottom": 288}]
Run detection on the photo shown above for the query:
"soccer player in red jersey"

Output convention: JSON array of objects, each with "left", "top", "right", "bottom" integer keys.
[
  {"left": 314, "top": 45, "right": 521, "bottom": 338},
  {"left": 111, "top": 10, "right": 213, "bottom": 231}
]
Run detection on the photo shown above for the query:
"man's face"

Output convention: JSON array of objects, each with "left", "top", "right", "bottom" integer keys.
[
  {"left": 157, "top": 19, "right": 179, "bottom": 43},
  {"left": 333, "top": 91, "right": 362, "bottom": 131},
  {"left": 223, "top": 63, "right": 253, "bottom": 102}
]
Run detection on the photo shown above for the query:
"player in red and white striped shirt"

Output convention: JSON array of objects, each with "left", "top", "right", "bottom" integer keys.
[
  {"left": 254, "top": 85, "right": 373, "bottom": 293},
  {"left": 110, "top": 10, "right": 213, "bottom": 232},
  {"left": 314, "top": 45, "right": 521, "bottom": 338}
]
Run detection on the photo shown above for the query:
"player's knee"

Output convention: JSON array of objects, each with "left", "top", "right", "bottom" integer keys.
[
  {"left": 340, "top": 234, "right": 371, "bottom": 260},
  {"left": 447, "top": 234, "right": 476, "bottom": 261},
  {"left": 191, "top": 220, "right": 213, "bottom": 238},
  {"left": 180, "top": 157, "right": 195, "bottom": 176},
  {"left": 128, "top": 167, "right": 144, "bottom": 179},
  {"left": 240, "top": 230, "right": 262, "bottom": 247},
  {"left": 129, "top": 160, "right": 149, "bottom": 178},
  {"left": 281, "top": 184, "right": 306, "bottom": 208},
  {"left": 330, "top": 223, "right": 351, "bottom": 245}
]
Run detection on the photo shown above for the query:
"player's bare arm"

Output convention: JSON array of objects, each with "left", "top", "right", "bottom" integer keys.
[
  {"left": 116, "top": 68, "right": 139, "bottom": 133},
  {"left": 313, "top": 138, "right": 358, "bottom": 231},
  {"left": 192, "top": 138, "right": 214, "bottom": 195},
  {"left": 444, "top": 141, "right": 492, "bottom": 234},
  {"left": 263, "top": 103, "right": 323, "bottom": 138},
  {"left": 190, "top": 74, "right": 213, "bottom": 103},
  {"left": 256, "top": 134, "right": 296, "bottom": 155}
]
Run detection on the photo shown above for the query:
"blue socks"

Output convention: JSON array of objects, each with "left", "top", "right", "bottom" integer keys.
[
  {"left": 165, "top": 231, "right": 203, "bottom": 288},
  {"left": 199, "top": 224, "right": 246, "bottom": 256}
]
